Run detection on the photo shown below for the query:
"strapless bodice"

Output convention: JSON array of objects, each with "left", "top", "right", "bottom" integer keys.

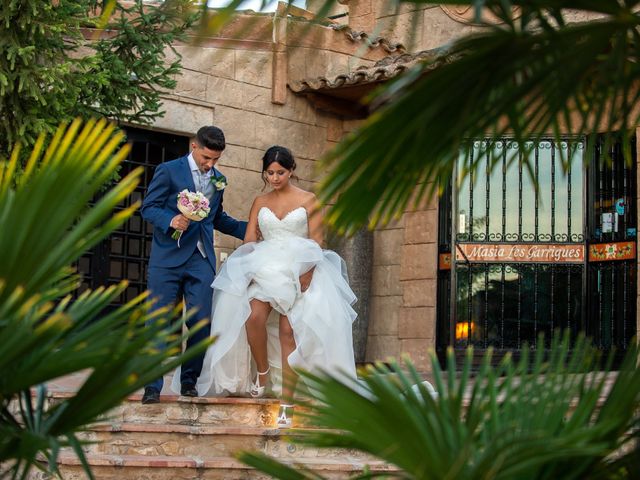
[{"left": 258, "top": 207, "right": 308, "bottom": 241}]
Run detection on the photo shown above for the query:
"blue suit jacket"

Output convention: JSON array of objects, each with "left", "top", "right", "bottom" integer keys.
[{"left": 141, "top": 156, "right": 247, "bottom": 272}]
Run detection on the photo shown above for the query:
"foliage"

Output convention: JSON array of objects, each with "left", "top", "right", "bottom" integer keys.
[
  {"left": 0, "top": 119, "right": 210, "bottom": 480},
  {"left": 292, "top": 0, "right": 640, "bottom": 233},
  {"left": 199, "top": 0, "right": 640, "bottom": 232},
  {"left": 240, "top": 332, "right": 640, "bottom": 479},
  {"left": 0, "top": 0, "right": 199, "bottom": 158}
]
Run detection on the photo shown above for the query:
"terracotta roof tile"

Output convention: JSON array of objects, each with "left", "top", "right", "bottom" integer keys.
[
  {"left": 289, "top": 48, "right": 443, "bottom": 94},
  {"left": 329, "top": 24, "right": 405, "bottom": 54}
]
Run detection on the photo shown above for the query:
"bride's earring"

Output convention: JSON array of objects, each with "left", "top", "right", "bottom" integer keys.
[
  {"left": 277, "top": 403, "right": 294, "bottom": 428},
  {"left": 250, "top": 367, "right": 270, "bottom": 398}
]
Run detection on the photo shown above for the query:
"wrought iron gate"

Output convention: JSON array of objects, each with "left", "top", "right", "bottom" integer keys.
[
  {"left": 587, "top": 138, "right": 637, "bottom": 350},
  {"left": 77, "top": 127, "right": 190, "bottom": 305},
  {"left": 437, "top": 136, "right": 637, "bottom": 361}
]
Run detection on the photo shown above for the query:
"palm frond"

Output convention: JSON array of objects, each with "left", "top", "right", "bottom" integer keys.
[
  {"left": 239, "top": 332, "right": 640, "bottom": 479},
  {"left": 0, "top": 119, "right": 211, "bottom": 478},
  {"left": 312, "top": 1, "right": 640, "bottom": 232}
]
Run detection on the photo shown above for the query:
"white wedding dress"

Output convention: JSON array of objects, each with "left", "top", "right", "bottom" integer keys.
[{"left": 174, "top": 206, "right": 358, "bottom": 397}]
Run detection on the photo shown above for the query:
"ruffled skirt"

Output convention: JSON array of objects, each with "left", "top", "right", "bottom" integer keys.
[{"left": 172, "top": 237, "right": 358, "bottom": 397}]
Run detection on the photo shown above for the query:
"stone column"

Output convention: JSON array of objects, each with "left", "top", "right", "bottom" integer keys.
[
  {"left": 398, "top": 201, "right": 439, "bottom": 373},
  {"left": 332, "top": 228, "right": 374, "bottom": 363}
]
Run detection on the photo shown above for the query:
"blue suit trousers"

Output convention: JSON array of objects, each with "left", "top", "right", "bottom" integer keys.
[{"left": 145, "top": 250, "right": 214, "bottom": 392}]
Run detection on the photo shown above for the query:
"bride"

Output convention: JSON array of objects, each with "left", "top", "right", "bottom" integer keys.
[{"left": 179, "top": 145, "right": 358, "bottom": 426}]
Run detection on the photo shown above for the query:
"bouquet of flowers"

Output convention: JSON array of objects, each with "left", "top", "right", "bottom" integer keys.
[{"left": 172, "top": 189, "right": 210, "bottom": 242}]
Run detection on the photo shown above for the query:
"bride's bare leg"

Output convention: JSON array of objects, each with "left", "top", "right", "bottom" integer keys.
[
  {"left": 246, "top": 299, "right": 272, "bottom": 387},
  {"left": 279, "top": 314, "right": 298, "bottom": 403}
]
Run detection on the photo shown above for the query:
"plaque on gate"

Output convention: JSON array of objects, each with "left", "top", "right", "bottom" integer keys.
[
  {"left": 456, "top": 243, "right": 585, "bottom": 264},
  {"left": 589, "top": 241, "right": 636, "bottom": 262}
]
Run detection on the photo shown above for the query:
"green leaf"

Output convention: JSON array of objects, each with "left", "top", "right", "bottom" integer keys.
[
  {"left": 309, "top": 0, "right": 640, "bottom": 232},
  {"left": 239, "top": 332, "right": 640, "bottom": 479},
  {"left": 0, "top": 119, "right": 210, "bottom": 477}
]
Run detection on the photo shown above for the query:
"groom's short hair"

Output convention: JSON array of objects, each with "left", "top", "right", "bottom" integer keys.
[{"left": 195, "top": 126, "right": 226, "bottom": 152}]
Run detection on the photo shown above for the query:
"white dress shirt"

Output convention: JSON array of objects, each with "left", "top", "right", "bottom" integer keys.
[{"left": 187, "top": 153, "right": 213, "bottom": 258}]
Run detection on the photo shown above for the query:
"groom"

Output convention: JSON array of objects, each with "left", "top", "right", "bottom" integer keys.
[{"left": 140, "top": 125, "right": 247, "bottom": 404}]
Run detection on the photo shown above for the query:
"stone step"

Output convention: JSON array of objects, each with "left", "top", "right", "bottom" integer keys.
[
  {"left": 30, "top": 381, "right": 394, "bottom": 479},
  {"left": 30, "top": 453, "right": 399, "bottom": 480},
  {"left": 75, "top": 423, "right": 372, "bottom": 461},
  {"left": 46, "top": 392, "right": 283, "bottom": 427}
]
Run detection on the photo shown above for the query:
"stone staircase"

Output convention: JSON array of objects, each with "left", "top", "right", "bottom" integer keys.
[{"left": 29, "top": 390, "right": 396, "bottom": 479}]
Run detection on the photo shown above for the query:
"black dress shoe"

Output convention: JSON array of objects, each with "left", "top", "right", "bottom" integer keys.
[
  {"left": 180, "top": 383, "right": 198, "bottom": 397},
  {"left": 141, "top": 387, "right": 160, "bottom": 404}
]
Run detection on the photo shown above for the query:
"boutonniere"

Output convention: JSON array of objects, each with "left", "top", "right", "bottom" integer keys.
[{"left": 211, "top": 173, "right": 228, "bottom": 191}]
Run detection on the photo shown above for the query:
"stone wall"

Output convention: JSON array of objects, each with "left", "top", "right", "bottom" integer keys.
[
  {"left": 146, "top": 14, "right": 389, "bottom": 264},
  {"left": 341, "top": 0, "right": 475, "bottom": 52},
  {"left": 365, "top": 223, "right": 403, "bottom": 362},
  {"left": 397, "top": 195, "right": 439, "bottom": 372},
  {"left": 362, "top": 194, "right": 439, "bottom": 371},
  {"left": 341, "top": 0, "right": 605, "bottom": 54},
  {"left": 159, "top": 39, "right": 331, "bottom": 258}
]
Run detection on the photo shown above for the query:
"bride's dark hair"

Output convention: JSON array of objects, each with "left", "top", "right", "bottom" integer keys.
[{"left": 261, "top": 145, "right": 297, "bottom": 188}]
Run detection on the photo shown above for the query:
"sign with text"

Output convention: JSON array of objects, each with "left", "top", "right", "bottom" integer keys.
[{"left": 456, "top": 243, "right": 585, "bottom": 264}]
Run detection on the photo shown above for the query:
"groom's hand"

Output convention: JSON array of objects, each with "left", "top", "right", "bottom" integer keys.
[{"left": 171, "top": 214, "right": 190, "bottom": 231}]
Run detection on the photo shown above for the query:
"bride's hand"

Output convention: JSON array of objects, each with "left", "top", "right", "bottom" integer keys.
[{"left": 299, "top": 269, "right": 314, "bottom": 292}]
